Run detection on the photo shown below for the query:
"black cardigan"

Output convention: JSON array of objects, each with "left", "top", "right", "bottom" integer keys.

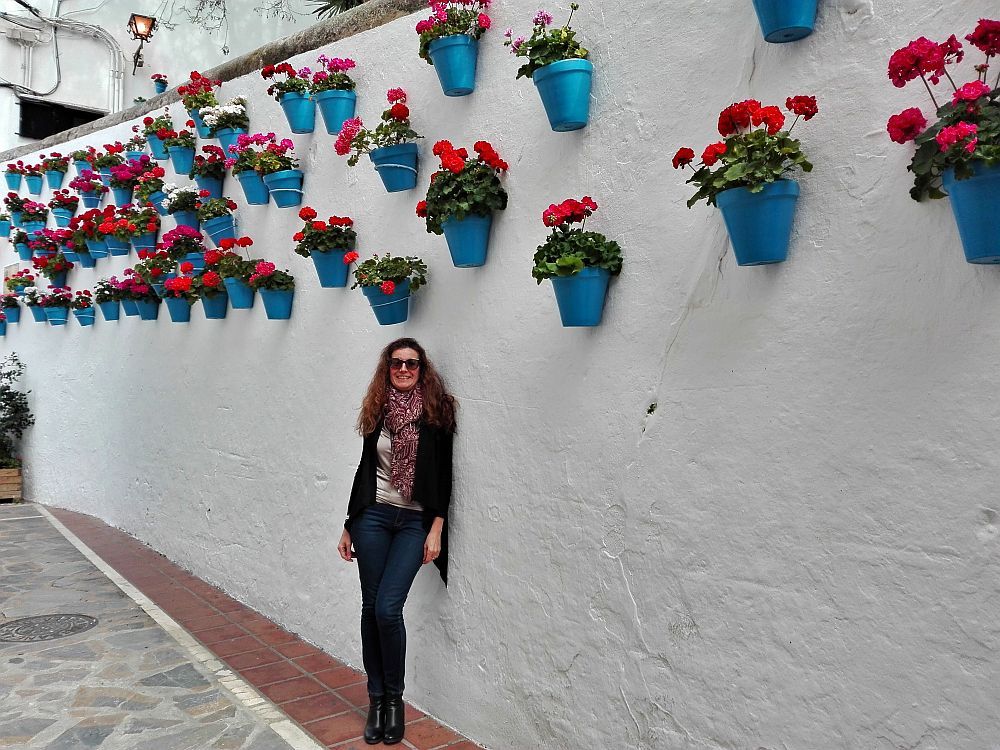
[{"left": 345, "top": 420, "right": 454, "bottom": 584}]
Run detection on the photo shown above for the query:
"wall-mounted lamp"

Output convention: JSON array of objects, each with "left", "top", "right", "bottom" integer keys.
[{"left": 127, "top": 13, "right": 157, "bottom": 75}]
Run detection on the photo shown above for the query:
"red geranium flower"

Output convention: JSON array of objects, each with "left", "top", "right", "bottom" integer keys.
[
  {"left": 380, "top": 280, "right": 396, "bottom": 295},
  {"left": 886, "top": 108, "right": 927, "bottom": 144},
  {"left": 672, "top": 147, "right": 695, "bottom": 169}
]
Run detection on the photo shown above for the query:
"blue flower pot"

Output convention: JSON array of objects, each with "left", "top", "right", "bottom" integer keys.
[
  {"left": 25, "top": 175, "right": 43, "bottom": 195},
  {"left": 0, "top": 220, "right": 10, "bottom": 236},
  {"left": 51, "top": 207, "right": 74, "bottom": 227},
  {"left": 203, "top": 214, "right": 236, "bottom": 247},
  {"left": 223, "top": 277, "right": 255, "bottom": 308},
  {"left": 50, "top": 271, "right": 68, "bottom": 288},
  {"left": 76, "top": 251, "right": 96, "bottom": 269},
  {"left": 121, "top": 299, "right": 139, "bottom": 316},
  {"left": 442, "top": 214, "right": 492, "bottom": 267},
  {"left": 259, "top": 288, "right": 294, "bottom": 319},
  {"left": 168, "top": 146, "right": 196, "bottom": 177},
  {"left": 85, "top": 238, "right": 109, "bottom": 258},
  {"left": 4, "top": 173, "right": 21, "bottom": 191},
  {"left": 73, "top": 307, "right": 95, "bottom": 326},
  {"left": 164, "top": 296, "right": 192, "bottom": 322},
  {"left": 81, "top": 192, "right": 105, "bottom": 209},
  {"left": 751, "top": 0, "right": 818, "bottom": 43},
  {"left": 428, "top": 35, "right": 479, "bottom": 97},
  {"left": 533, "top": 59, "right": 594, "bottom": 132},
  {"left": 279, "top": 92, "right": 315, "bottom": 134},
  {"left": 236, "top": 170, "right": 270, "bottom": 205},
  {"left": 62, "top": 246, "right": 80, "bottom": 262},
  {"left": 132, "top": 231, "right": 158, "bottom": 253},
  {"left": 10, "top": 212, "right": 22, "bottom": 227},
  {"left": 716, "top": 179, "right": 799, "bottom": 266},
  {"left": 28, "top": 305, "right": 46, "bottom": 322},
  {"left": 370, "top": 144, "right": 419, "bottom": 193},
  {"left": 15, "top": 243, "right": 31, "bottom": 261},
  {"left": 112, "top": 186, "right": 134, "bottom": 207},
  {"left": 216, "top": 128, "right": 248, "bottom": 156},
  {"left": 147, "top": 190, "right": 169, "bottom": 215},
  {"left": 182, "top": 251, "right": 205, "bottom": 272},
  {"left": 201, "top": 291, "right": 229, "bottom": 319},
  {"left": 195, "top": 175, "right": 224, "bottom": 200},
  {"left": 942, "top": 163, "right": 1000, "bottom": 264},
  {"left": 44, "top": 306, "right": 68, "bottom": 325},
  {"left": 74, "top": 160, "right": 92, "bottom": 175},
  {"left": 12, "top": 284, "right": 27, "bottom": 296},
  {"left": 5, "top": 306, "right": 20, "bottom": 324},
  {"left": 135, "top": 299, "right": 160, "bottom": 320},
  {"left": 314, "top": 89, "right": 357, "bottom": 136},
  {"left": 361, "top": 279, "right": 411, "bottom": 326},
  {"left": 98, "top": 168, "right": 112, "bottom": 187},
  {"left": 106, "top": 236, "right": 130, "bottom": 256},
  {"left": 147, "top": 134, "right": 168, "bottom": 160},
  {"left": 154, "top": 79, "right": 168, "bottom": 94},
  {"left": 45, "top": 170, "right": 65, "bottom": 190},
  {"left": 22, "top": 220, "right": 45, "bottom": 235},
  {"left": 125, "top": 151, "right": 146, "bottom": 163},
  {"left": 0, "top": 320, "right": 5, "bottom": 335},
  {"left": 262, "top": 169, "right": 304, "bottom": 208},
  {"left": 172, "top": 210, "right": 199, "bottom": 231},
  {"left": 189, "top": 109, "right": 212, "bottom": 139},
  {"left": 98, "top": 300, "right": 120, "bottom": 321},
  {"left": 310, "top": 249, "right": 352, "bottom": 288},
  {"left": 550, "top": 267, "right": 611, "bottom": 327}
]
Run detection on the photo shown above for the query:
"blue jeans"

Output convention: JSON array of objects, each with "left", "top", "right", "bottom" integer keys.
[{"left": 351, "top": 503, "right": 426, "bottom": 698}]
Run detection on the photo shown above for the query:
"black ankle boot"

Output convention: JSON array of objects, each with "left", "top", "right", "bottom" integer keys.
[
  {"left": 383, "top": 694, "right": 404, "bottom": 745},
  {"left": 363, "top": 695, "right": 385, "bottom": 745}
]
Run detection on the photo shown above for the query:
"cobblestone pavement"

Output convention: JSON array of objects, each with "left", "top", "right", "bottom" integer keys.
[{"left": 0, "top": 503, "right": 305, "bottom": 750}]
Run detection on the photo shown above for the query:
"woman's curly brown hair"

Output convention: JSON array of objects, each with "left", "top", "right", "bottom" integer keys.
[{"left": 357, "top": 338, "right": 457, "bottom": 436}]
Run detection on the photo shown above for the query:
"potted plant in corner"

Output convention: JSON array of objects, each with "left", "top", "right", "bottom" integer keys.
[
  {"left": 179, "top": 70, "right": 223, "bottom": 138},
  {"left": 504, "top": 4, "right": 593, "bottom": 132},
  {"left": 262, "top": 62, "right": 316, "bottom": 134},
  {"left": 190, "top": 145, "right": 228, "bottom": 199},
  {"left": 336, "top": 88, "right": 422, "bottom": 193},
  {"left": 674, "top": 95, "right": 818, "bottom": 266},
  {"left": 216, "top": 236, "right": 259, "bottom": 308},
  {"left": 312, "top": 55, "right": 359, "bottom": 135},
  {"left": 248, "top": 260, "right": 295, "bottom": 319},
  {"left": 41, "top": 153, "right": 70, "bottom": 190},
  {"left": 94, "top": 277, "right": 122, "bottom": 321},
  {"left": 0, "top": 354, "right": 34, "bottom": 504},
  {"left": 415, "top": 0, "right": 493, "bottom": 97},
  {"left": 417, "top": 139, "right": 508, "bottom": 267},
  {"left": 352, "top": 253, "right": 428, "bottom": 326},
  {"left": 886, "top": 20, "right": 1000, "bottom": 263},
  {"left": 293, "top": 207, "right": 357, "bottom": 287},
  {"left": 71, "top": 289, "right": 95, "bottom": 326},
  {"left": 531, "top": 196, "right": 622, "bottom": 326}
]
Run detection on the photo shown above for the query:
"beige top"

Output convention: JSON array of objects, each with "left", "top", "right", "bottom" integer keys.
[{"left": 375, "top": 426, "right": 424, "bottom": 511}]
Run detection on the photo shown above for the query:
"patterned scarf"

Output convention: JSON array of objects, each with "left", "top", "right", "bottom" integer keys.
[{"left": 384, "top": 384, "right": 423, "bottom": 501}]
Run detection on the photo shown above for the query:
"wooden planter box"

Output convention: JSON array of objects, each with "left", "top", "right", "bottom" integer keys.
[{"left": 0, "top": 468, "right": 22, "bottom": 503}]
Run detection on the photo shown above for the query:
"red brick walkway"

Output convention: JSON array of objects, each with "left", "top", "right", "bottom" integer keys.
[{"left": 50, "top": 507, "right": 479, "bottom": 750}]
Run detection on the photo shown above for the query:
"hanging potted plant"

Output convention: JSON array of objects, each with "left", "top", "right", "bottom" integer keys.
[
  {"left": 417, "top": 139, "right": 508, "bottom": 267},
  {"left": 124, "top": 127, "right": 148, "bottom": 162},
  {"left": 201, "top": 97, "right": 250, "bottom": 155},
  {"left": 216, "top": 237, "right": 259, "bottom": 308},
  {"left": 10, "top": 230, "right": 31, "bottom": 262},
  {"left": 247, "top": 260, "right": 295, "bottom": 319},
  {"left": 93, "top": 143, "right": 125, "bottom": 186},
  {"left": 135, "top": 164, "right": 169, "bottom": 215},
  {"left": 70, "top": 147, "right": 97, "bottom": 175},
  {"left": 162, "top": 126, "right": 198, "bottom": 177},
  {"left": 504, "top": 4, "right": 593, "bottom": 132},
  {"left": 312, "top": 55, "right": 358, "bottom": 135},
  {"left": 160, "top": 225, "right": 207, "bottom": 270},
  {"left": 262, "top": 62, "right": 316, "bottom": 134},
  {"left": 22, "top": 286, "right": 45, "bottom": 322},
  {"left": 336, "top": 88, "right": 422, "bottom": 193},
  {"left": 0, "top": 211, "right": 9, "bottom": 237},
  {"left": 531, "top": 196, "right": 622, "bottom": 326},
  {"left": 886, "top": 20, "right": 1000, "bottom": 263},
  {"left": 179, "top": 70, "right": 222, "bottom": 138},
  {"left": 190, "top": 145, "right": 227, "bottom": 198},
  {"left": 4, "top": 162, "right": 24, "bottom": 191},
  {"left": 352, "top": 254, "right": 427, "bottom": 326},
  {"left": 416, "top": 0, "right": 492, "bottom": 97},
  {"left": 39, "top": 286, "right": 73, "bottom": 326},
  {"left": 256, "top": 136, "right": 303, "bottom": 209},
  {"left": 141, "top": 111, "right": 174, "bottom": 160},
  {"left": 193, "top": 266, "right": 229, "bottom": 319},
  {"left": 151, "top": 72, "right": 169, "bottom": 95},
  {"left": 48, "top": 190, "right": 79, "bottom": 227},
  {"left": 28, "top": 229, "right": 59, "bottom": 259},
  {"left": 109, "top": 155, "right": 151, "bottom": 206},
  {"left": 5, "top": 270, "right": 35, "bottom": 296},
  {"left": 196, "top": 195, "right": 238, "bottom": 246},
  {"left": 83, "top": 207, "right": 120, "bottom": 257},
  {"left": 121, "top": 267, "right": 160, "bottom": 319},
  {"left": 162, "top": 185, "right": 201, "bottom": 230},
  {"left": 22, "top": 163, "right": 44, "bottom": 195},
  {"left": 50, "top": 228, "right": 91, "bottom": 267},
  {"left": 161, "top": 273, "right": 198, "bottom": 323},
  {"left": 293, "top": 207, "right": 357, "bottom": 287},
  {"left": 226, "top": 134, "right": 270, "bottom": 205},
  {"left": 41, "top": 153, "right": 70, "bottom": 190},
  {"left": 69, "top": 170, "right": 108, "bottom": 209},
  {"left": 93, "top": 277, "right": 122, "bottom": 320},
  {"left": 4, "top": 193, "right": 27, "bottom": 227},
  {"left": 674, "top": 95, "right": 818, "bottom": 265},
  {"left": 751, "top": 0, "right": 818, "bottom": 44},
  {"left": 135, "top": 250, "right": 177, "bottom": 300},
  {"left": 1, "top": 294, "right": 20, "bottom": 324},
  {"left": 125, "top": 205, "right": 161, "bottom": 253},
  {"left": 19, "top": 200, "right": 49, "bottom": 236},
  {"left": 71, "top": 289, "right": 95, "bottom": 326},
  {"left": 31, "top": 251, "right": 74, "bottom": 288}
]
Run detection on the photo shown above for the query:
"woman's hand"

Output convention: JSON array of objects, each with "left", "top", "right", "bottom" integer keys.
[
  {"left": 338, "top": 529, "right": 353, "bottom": 562},
  {"left": 423, "top": 528, "right": 442, "bottom": 565}
]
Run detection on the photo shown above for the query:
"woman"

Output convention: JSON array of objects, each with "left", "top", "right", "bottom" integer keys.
[{"left": 338, "top": 338, "right": 456, "bottom": 746}]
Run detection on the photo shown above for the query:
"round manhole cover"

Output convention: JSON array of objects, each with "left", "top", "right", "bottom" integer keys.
[{"left": 0, "top": 615, "right": 98, "bottom": 642}]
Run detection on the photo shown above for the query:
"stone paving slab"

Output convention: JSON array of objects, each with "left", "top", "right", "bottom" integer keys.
[{"left": 0, "top": 503, "right": 302, "bottom": 750}]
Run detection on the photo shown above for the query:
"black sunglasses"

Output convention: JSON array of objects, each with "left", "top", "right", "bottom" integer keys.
[{"left": 389, "top": 358, "right": 421, "bottom": 371}]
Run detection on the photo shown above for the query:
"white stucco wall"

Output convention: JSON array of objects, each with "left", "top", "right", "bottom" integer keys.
[{"left": 5, "top": 1, "right": 1000, "bottom": 748}]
